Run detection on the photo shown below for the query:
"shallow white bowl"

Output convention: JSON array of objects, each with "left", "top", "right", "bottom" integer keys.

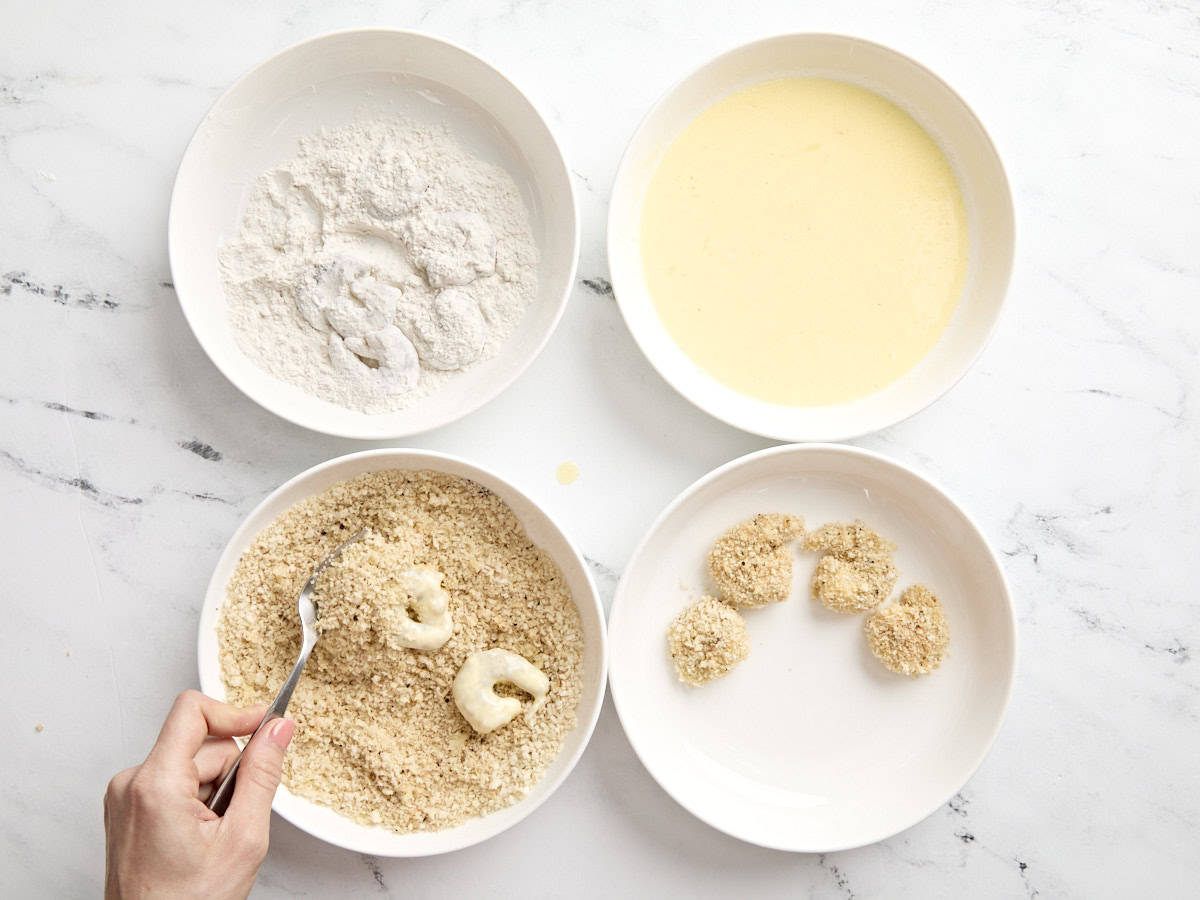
[
  {"left": 170, "top": 30, "right": 578, "bottom": 438},
  {"left": 608, "top": 443, "right": 1016, "bottom": 851},
  {"left": 607, "top": 34, "right": 1015, "bottom": 441},
  {"left": 197, "top": 448, "right": 607, "bottom": 856}
]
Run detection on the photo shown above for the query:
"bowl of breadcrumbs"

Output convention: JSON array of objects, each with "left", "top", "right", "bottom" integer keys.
[{"left": 197, "top": 449, "right": 607, "bottom": 856}]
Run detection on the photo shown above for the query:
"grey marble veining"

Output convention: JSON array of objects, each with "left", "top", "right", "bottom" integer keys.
[{"left": 2, "top": 0, "right": 1197, "bottom": 897}]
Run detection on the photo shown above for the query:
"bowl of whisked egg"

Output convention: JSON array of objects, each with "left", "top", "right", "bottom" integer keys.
[
  {"left": 608, "top": 33, "right": 1015, "bottom": 441},
  {"left": 170, "top": 30, "right": 578, "bottom": 438}
]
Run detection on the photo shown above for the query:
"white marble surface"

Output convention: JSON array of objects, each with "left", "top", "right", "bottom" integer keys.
[{"left": 2, "top": 1, "right": 1197, "bottom": 896}]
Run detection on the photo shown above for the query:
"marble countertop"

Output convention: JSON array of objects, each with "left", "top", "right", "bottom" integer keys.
[{"left": 3, "top": 1, "right": 1197, "bottom": 896}]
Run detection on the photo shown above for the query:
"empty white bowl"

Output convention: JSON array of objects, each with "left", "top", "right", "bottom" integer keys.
[
  {"left": 197, "top": 448, "right": 607, "bottom": 856},
  {"left": 607, "top": 34, "right": 1015, "bottom": 441},
  {"left": 608, "top": 443, "right": 1016, "bottom": 851},
  {"left": 169, "top": 30, "right": 578, "bottom": 438}
]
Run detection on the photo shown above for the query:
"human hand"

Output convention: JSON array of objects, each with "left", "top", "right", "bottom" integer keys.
[{"left": 103, "top": 690, "right": 295, "bottom": 900}]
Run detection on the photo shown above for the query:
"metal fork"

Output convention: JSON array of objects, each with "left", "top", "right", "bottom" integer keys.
[{"left": 206, "top": 528, "right": 365, "bottom": 816}]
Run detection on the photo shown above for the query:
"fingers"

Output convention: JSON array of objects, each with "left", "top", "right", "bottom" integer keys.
[
  {"left": 104, "top": 767, "right": 136, "bottom": 820},
  {"left": 194, "top": 737, "right": 241, "bottom": 788},
  {"left": 220, "top": 717, "right": 294, "bottom": 855},
  {"left": 147, "top": 691, "right": 266, "bottom": 766}
]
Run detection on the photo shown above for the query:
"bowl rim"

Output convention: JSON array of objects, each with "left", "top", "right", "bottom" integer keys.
[
  {"left": 606, "top": 441, "right": 1018, "bottom": 852},
  {"left": 196, "top": 447, "right": 609, "bottom": 856},
  {"left": 168, "top": 27, "right": 581, "bottom": 440},
  {"left": 605, "top": 32, "right": 1016, "bottom": 442}
]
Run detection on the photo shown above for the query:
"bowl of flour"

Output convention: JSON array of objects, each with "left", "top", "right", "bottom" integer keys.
[{"left": 169, "top": 30, "right": 578, "bottom": 437}]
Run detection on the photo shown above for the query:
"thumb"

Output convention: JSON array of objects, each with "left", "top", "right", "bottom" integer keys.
[{"left": 221, "top": 718, "right": 294, "bottom": 848}]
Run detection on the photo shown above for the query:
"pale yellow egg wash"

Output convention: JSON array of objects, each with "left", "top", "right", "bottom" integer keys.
[{"left": 640, "top": 78, "right": 969, "bottom": 406}]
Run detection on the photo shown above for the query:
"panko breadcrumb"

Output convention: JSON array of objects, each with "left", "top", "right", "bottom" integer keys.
[
  {"left": 708, "top": 513, "right": 804, "bottom": 608},
  {"left": 866, "top": 584, "right": 950, "bottom": 676},
  {"left": 218, "top": 469, "right": 584, "bottom": 833},
  {"left": 667, "top": 596, "right": 750, "bottom": 686},
  {"left": 806, "top": 519, "right": 898, "bottom": 612}
]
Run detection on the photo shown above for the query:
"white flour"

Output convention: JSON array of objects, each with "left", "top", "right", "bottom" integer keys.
[{"left": 220, "top": 118, "right": 539, "bottom": 413}]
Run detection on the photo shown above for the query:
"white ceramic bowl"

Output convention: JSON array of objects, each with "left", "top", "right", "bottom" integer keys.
[
  {"left": 169, "top": 30, "right": 578, "bottom": 438},
  {"left": 607, "top": 34, "right": 1015, "bottom": 441},
  {"left": 197, "top": 449, "right": 607, "bottom": 856},
  {"left": 608, "top": 443, "right": 1016, "bottom": 851}
]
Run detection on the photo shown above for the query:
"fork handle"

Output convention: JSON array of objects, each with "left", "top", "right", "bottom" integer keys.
[{"left": 205, "top": 647, "right": 311, "bottom": 816}]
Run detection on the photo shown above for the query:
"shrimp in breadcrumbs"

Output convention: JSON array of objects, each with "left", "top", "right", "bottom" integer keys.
[
  {"left": 708, "top": 513, "right": 804, "bottom": 608},
  {"left": 805, "top": 519, "right": 898, "bottom": 613}
]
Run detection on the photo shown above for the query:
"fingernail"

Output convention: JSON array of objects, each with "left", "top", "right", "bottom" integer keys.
[{"left": 269, "top": 717, "right": 295, "bottom": 750}]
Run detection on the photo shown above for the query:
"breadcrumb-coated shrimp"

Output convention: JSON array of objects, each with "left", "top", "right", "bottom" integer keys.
[
  {"left": 667, "top": 596, "right": 750, "bottom": 686},
  {"left": 806, "top": 519, "right": 898, "bottom": 613},
  {"left": 866, "top": 584, "right": 950, "bottom": 676},
  {"left": 708, "top": 513, "right": 804, "bottom": 608},
  {"left": 804, "top": 519, "right": 896, "bottom": 562}
]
